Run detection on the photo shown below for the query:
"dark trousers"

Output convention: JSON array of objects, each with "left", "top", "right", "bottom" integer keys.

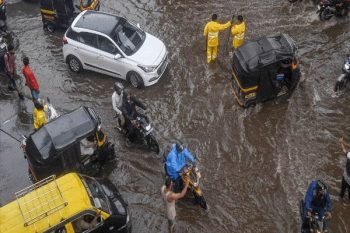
[
  {"left": 340, "top": 176, "right": 350, "bottom": 199},
  {"left": 7, "top": 73, "right": 17, "bottom": 89}
]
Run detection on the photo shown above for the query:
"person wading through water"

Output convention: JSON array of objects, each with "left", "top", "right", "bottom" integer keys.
[
  {"left": 161, "top": 176, "right": 190, "bottom": 233},
  {"left": 203, "top": 14, "right": 231, "bottom": 63}
]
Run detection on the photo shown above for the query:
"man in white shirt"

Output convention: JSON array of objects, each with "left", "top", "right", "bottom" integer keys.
[{"left": 111, "top": 82, "right": 125, "bottom": 130}]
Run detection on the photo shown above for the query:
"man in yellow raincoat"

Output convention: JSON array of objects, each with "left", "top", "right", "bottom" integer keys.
[
  {"left": 231, "top": 15, "right": 246, "bottom": 49},
  {"left": 33, "top": 100, "right": 47, "bottom": 130},
  {"left": 203, "top": 14, "right": 231, "bottom": 63}
]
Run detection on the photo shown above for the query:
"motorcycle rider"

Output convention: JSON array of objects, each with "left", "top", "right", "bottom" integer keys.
[
  {"left": 302, "top": 180, "right": 332, "bottom": 232},
  {"left": 111, "top": 82, "right": 125, "bottom": 130},
  {"left": 165, "top": 142, "right": 196, "bottom": 191},
  {"left": 121, "top": 91, "right": 148, "bottom": 140}
]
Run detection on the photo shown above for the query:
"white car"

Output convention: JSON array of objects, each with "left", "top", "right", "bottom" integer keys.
[{"left": 62, "top": 10, "right": 168, "bottom": 88}]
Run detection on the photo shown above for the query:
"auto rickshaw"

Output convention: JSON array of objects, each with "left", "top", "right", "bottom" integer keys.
[
  {"left": 231, "top": 33, "right": 301, "bottom": 108},
  {"left": 0, "top": 0, "right": 6, "bottom": 32},
  {"left": 22, "top": 106, "right": 115, "bottom": 182},
  {"left": 40, "top": 0, "right": 100, "bottom": 32}
]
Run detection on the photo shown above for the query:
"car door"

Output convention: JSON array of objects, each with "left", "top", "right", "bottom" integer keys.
[
  {"left": 75, "top": 32, "right": 101, "bottom": 72},
  {"left": 96, "top": 34, "right": 128, "bottom": 79}
]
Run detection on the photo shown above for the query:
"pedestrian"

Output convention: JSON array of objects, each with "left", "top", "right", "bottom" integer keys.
[
  {"left": 161, "top": 176, "right": 190, "bottom": 233},
  {"left": 33, "top": 100, "right": 47, "bottom": 130},
  {"left": 231, "top": 15, "right": 246, "bottom": 50},
  {"left": 339, "top": 137, "right": 350, "bottom": 200},
  {"left": 4, "top": 44, "right": 24, "bottom": 100},
  {"left": 22, "top": 56, "right": 40, "bottom": 101},
  {"left": 203, "top": 14, "right": 231, "bottom": 63}
]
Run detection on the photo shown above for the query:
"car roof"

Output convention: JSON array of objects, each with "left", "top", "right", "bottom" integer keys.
[
  {"left": 0, "top": 173, "right": 92, "bottom": 233},
  {"left": 232, "top": 33, "right": 297, "bottom": 74},
  {"left": 73, "top": 10, "right": 122, "bottom": 36},
  {"left": 26, "top": 106, "right": 98, "bottom": 161}
]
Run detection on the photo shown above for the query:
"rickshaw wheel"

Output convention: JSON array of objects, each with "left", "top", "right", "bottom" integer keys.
[{"left": 46, "top": 23, "right": 56, "bottom": 33}]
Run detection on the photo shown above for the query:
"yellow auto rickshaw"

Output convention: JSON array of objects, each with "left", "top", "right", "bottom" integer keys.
[
  {"left": 40, "top": 0, "right": 100, "bottom": 32},
  {"left": 0, "top": 173, "right": 131, "bottom": 233}
]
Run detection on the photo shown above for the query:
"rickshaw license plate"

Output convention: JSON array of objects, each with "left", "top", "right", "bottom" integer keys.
[{"left": 245, "top": 92, "right": 256, "bottom": 99}]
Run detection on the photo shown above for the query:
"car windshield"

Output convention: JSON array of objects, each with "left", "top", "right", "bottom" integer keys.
[
  {"left": 82, "top": 176, "right": 111, "bottom": 214},
  {"left": 111, "top": 20, "right": 145, "bottom": 56}
]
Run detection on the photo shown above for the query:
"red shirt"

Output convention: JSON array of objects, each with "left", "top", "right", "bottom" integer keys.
[{"left": 22, "top": 65, "right": 39, "bottom": 91}]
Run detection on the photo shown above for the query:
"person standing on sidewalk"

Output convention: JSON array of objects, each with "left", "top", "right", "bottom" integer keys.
[
  {"left": 161, "top": 177, "right": 189, "bottom": 233},
  {"left": 22, "top": 56, "right": 40, "bottom": 101},
  {"left": 339, "top": 137, "right": 350, "bottom": 200}
]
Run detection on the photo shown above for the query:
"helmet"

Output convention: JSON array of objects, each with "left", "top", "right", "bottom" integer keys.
[
  {"left": 316, "top": 180, "right": 326, "bottom": 195},
  {"left": 114, "top": 82, "right": 124, "bottom": 95},
  {"left": 175, "top": 141, "right": 184, "bottom": 152}
]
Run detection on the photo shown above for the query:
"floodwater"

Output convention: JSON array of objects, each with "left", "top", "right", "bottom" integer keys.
[{"left": 1, "top": 0, "right": 350, "bottom": 232}]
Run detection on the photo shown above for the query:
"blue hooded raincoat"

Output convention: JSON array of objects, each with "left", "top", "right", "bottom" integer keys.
[
  {"left": 303, "top": 180, "right": 332, "bottom": 219},
  {"left": 165, "top": 144, "right": 195, "bottom": 181}
]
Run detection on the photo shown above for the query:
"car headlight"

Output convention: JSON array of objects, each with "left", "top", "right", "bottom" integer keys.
[{"left": 138, "top": 64, "right": 156, "bottom": 73}]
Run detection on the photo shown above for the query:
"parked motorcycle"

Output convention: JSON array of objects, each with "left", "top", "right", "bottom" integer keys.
[
  {"left": 317, "top": 0, "right": 350, "bottom": 21},
  {"left": 334, "top": 57, "right": 350, "bottom": 92}
]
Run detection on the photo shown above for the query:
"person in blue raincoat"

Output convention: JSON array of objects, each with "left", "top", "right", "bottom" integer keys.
[
  {"left": 165, "top": 142, "right": 195, "bottom": 191},
  {"left": 302, "top": 180, "right": 332, "bottom": 232}
]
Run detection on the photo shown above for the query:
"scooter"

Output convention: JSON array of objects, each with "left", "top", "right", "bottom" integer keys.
[
  {"left": 317, "top": 0, "right": 350, "bottom": 21},
  {"left": 334, "top": 57, "right": 350, "bottom": 92}
]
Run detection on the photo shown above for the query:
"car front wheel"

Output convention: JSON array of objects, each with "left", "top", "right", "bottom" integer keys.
[
  {"left": 67, "top": 55, "right": 83, "bottom": 73},
  {"left": 127, "top": 71, "right": 144, "bottom": 88}
]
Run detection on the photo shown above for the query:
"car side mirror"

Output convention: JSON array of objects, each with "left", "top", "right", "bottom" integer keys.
[{"left": 114, "top": 54, "right": 122, "bottom": 60}]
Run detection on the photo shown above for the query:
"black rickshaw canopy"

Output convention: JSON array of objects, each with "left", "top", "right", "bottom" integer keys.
[
  {"left": 232, "top": 33, "right": 297, "bottom": 75},
  {"left": 26, "top": 106, "right": 99, "bottom": 163}
]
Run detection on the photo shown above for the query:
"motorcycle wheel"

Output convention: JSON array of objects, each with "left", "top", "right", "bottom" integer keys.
[
  {"left": 193, "top": 191, "right": 208, "bottom": 210},
  {"left": 146, "top": 134, "right": 160, "bottom": 154},
  {"left": 319, "top": 9, "right": 333, "bottom": 21}
]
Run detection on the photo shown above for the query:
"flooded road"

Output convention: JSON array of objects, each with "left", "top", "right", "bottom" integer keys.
[{"left": 1, "top": 0, "right": 350, "bottom": 232}]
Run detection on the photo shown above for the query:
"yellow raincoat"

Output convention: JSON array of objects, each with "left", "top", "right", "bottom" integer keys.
[
  {"left": 33, "top": 108, "right": 47, "bottom": 130},
  {"left": 204, "top": 21, "right": 231, "bottom": 63},
  {"left": 231, "top": 22, "right": 246, "bottom": 49}
]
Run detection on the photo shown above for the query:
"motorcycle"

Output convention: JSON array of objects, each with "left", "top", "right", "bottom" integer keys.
[
  {"left": 117, "top": 113, "right": 160, "bottom": 153},
  {"left": 317, "top": 0, "right": 350, "bottom": 21},
  {"left": 163, "top": 149, "right": 208, "bottom": 210},
  {"left": 300, "top": 200, "right": 327, "bottom": 233},
  {"left": 334, "top": 57, "right": 350, "bottom": 92},
  {"left": 180, "top": 164, "right": 208, "bottom": 210}
]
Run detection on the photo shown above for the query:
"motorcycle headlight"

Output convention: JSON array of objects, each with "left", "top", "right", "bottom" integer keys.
[
  {"left": 138, "top": 64, "right": 157, "bottom": 73},
  {"left": 345, "top": 64, "right": 350, "bottom": 70},
  {"left": 145, "top": 125, "right": 151, "bottom": 131}
]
